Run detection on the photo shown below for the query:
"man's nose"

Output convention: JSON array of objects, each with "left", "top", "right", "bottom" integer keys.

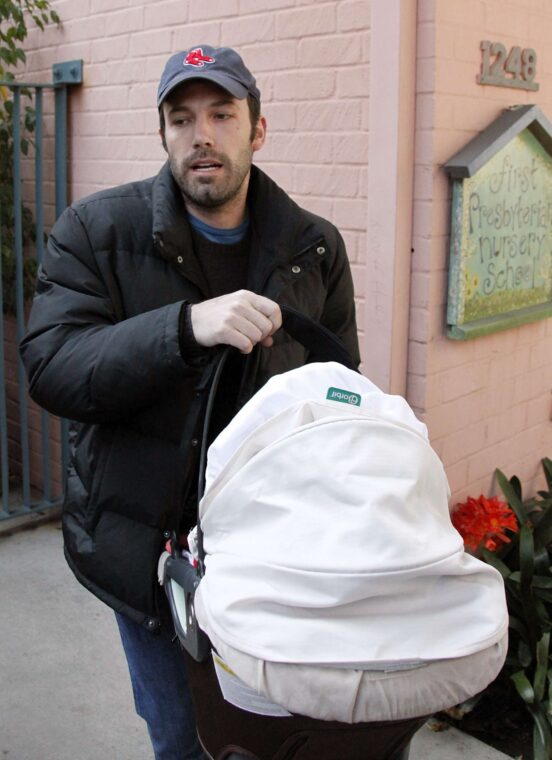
[{"left": 192, "top": 116, "right": 214, "bottom": 148}]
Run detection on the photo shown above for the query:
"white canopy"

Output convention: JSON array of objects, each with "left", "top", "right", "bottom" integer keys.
[{"left": 195, "top": 362, "right": 508, "bottom": 667}]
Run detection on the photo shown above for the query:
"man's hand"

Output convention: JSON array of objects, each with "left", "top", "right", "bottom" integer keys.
[{"left": 190, "top": 290, "right": 282, "bottom": 354}]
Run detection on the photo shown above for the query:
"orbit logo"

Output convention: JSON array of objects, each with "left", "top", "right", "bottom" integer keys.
[{"left": 326, "top": 387, "right": 361, "bottom": 407}]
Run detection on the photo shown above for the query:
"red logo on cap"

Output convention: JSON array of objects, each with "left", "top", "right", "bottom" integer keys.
[{"left": 184, "top": 48, "right": 215, "bottom": 68}]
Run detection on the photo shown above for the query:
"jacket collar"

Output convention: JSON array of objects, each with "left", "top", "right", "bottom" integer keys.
[
  {"left": 151, "top": 162, "right": 209, "bottom": 293},
  {"left": 151, "top": 161, "right": 324, "bottom": 293}
]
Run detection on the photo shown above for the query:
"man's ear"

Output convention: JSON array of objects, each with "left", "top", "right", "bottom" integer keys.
[
  {"left": 158, "top": 128, "right": 167, "bottom": 152},
  {"left": 251, "top": 115, "right": 267, "bottom": 153}
]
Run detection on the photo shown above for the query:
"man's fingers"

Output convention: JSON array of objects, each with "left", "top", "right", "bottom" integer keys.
[
  {"left": 251, "top": 294, "right": 282, "bottom": 334},
  {"left": 190, "top": 290, "right": 281, "bottom": 351}
]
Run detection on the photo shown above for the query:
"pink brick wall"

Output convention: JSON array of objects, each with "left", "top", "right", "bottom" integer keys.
[{"left": 410, "top": 0, "right": 552, "bottom": 502}]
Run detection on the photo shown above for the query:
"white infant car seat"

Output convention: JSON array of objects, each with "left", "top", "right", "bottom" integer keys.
[{"left": 190, "top": 360, "right": 508, "bottom": 722}]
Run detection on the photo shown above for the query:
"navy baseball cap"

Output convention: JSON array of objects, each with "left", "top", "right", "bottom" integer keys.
[{"left": 157, "top": 45, "right": 261, "bottom": 107}]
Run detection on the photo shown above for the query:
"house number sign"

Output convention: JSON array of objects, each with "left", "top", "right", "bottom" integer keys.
[{"left": 478, "top": 41, "right": 539, "bottom": 92}]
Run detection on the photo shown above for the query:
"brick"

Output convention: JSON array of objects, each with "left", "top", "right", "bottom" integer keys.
[
  {"left": 417, "top": 0, "right": 435, "bottom": 23},
  {"left": 412, "top": 200, "right": 432, "bottom": 240},
  {"left": 240, "top": 0, "right": 294, "bottom": 12},
  {"left": 75, "top": 159, "right": 151, "bottom": 187},
  {"left": 189, "top": 0, "right": 239, "bottom": 21},
  {"left": 295, "top": 100, "right": 361, "bottom": 132},
  {"left": 82, "top": 62, "right": 108, "bottom": 87},
  {"left": 426, "top": 389, "right": 489, "bottom": 439},
  {"left": 270, "top": 133, "right": 333, "bottom": 164},
  {"left": 102, "top": 7, "right": 146, "bottom": 37},
  {"left": 299, "top": 34, "right": 362, "bottom": 68},
  {"left": 407, "top": 373, "right": 427, "bottom": 410},
  {"left": 106, "top": 58, "right": 146, "bottom": 85},
  {"left": 414, "top": 128, "right": 434, "bottom": 165},
  {"left": 410, "top": 237, "right": 432, "bottom": 273},
  {"left": 350, "top": 264, "right": 365, "bottom": 298},
  {"left": 172, "top": 22, "right": 222, "bottom": 50},
  {"left": 129, "top": 82, "right": 157, "bottom": 108},
  {"left": 341, "top": 230, "right": 358, "bottom": 263},
  {"left": 276, "top": 5, "right": 336, "bottom": 40},
  {"left": 513, "top": 368, "right": 547, "bottom": 404},
  {"left": 105, "top": 110, "right": 146, "bottom": 136},
  {"left": 129, "top": 30, "right": 172, "bottom": 58},
  {"left": 361, "top": 97, "right": 370, "bottom": 130},
  {"left": 530, "top": 340, "right": 552, "bottom": 369},
  {"left": 258, "top": 162, "right": 293, "bottom": 191},
  {"left": 431, "top": 334, "right": 475, "bottom": 372},
  {"left": 125, "top": 136, "right": 164, "bottom": 161},
  {"left": 260, "top": 102, "right": 296, "bottom": 131},
  {"left": 336, "top": 65, "right": 369, "bottom": 98},
  {"left": 144, "top": 0, "right": 189, "bottom": 28},
  {"left": 333, "top": 132, "right": 369, "bottom": 164},
  {"left": 337, "top": 0, "right": 370, "bottom": 32},
  {"left": 465, "top": 440, "right": 512, "bottom": 490},
  {"left": 417, "top": 22, "right": 435, "bottom": 59},
  {"left": 222, "top": 14, "right": 275, "bottom": 46},
  {"left": 485, "top": 377, "right": 516, "bottom": 417},
  {"left": 255, "top": 73, "right": 274, "bottom": 101},
  {"left": 417, "top": 57, "right": 435, "bottom": 94},
  {"left": 62, "top": 15, "right": 107, "bottom": 42},
  {"left": 274, "top": 70, "right": 335, "bottom": 100},
  {"left": 409, "top": 305, "right": 430, "bottom": 343},
  {"left": 294, "top": 165, "right": 359, "bottom": 198},
  {"left": 333, "top": 198, "right": 367, "bottom": 231},
  {"left": 292, "top": 195, "right": 334, "bottom": 221},
  {"left": 416, "top": 94, "right": 435, "bottom": 130},
  {"left": 436, "top": 60, "right": 480, "bottom": 97},
  {"left": 357, "top": 167, "right": 368, "bottom": 197},
  {"left": 445, "top": 459, "right": 470, "bottom": 502},
  {"left": 487, "top": 6, "right": 531, "bottom": 38},
  {"left": 73, "top": 111, "right": 108, "bottom": 137},
  {"left": 434, "top": 95, "right": 455, "bottom": 130},
  {"left": 90, "top": 0, "right": 130, "bottom": 11},
  {"left": 55, "top": 0, "right": 91, "bottom": 21},
  {"left": 84, "top": 85, "right": 130, "bottom": 112},
  {"left": 439, "top": 361, "right": 490, "bottom": 404},
  {"left": 486, "top": 404, "right": 527, "bottom": 446},
  {"left": 413, "top": 164, "right": 434, "bottom": 201},
  {"left": 76, "top": 136, "right": 127, "bottom": 160},
  {"left": 91, "top": 35, "right": 130, "bottom": 62},
  {"left": 410, "top": 272, "right": 430, "bottom": 309},
  {"left": 239, "top": 41, "right": 298, "bottom": 73},
  {"left": 440, "top": 420, "right": 488, "bottom": 467},
  {"left": 407, "top": 342, "right": 429, "bottom": 376},
  {"left": 451, "top": 27, "right": 485, "bottom": 65}
]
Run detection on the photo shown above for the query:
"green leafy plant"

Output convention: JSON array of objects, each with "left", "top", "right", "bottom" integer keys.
[
  {"left": 452, "top": 458, "right": 552, "bottom": 760},
  {"left": 0, "top": 0, "right": 60, "bottom": 313}
]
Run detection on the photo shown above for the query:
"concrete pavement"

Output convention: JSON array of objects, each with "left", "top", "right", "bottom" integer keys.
[{"left": 0, "top": 521, "right": 511, "bottom": 760}]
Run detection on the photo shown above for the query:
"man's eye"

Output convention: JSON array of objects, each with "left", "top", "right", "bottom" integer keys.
[
  {"left": 172, "top": 117, "right": 190, "bottom": 126},
  {"left": 214, "top": 113, "right": 231, "bottom": 120}
]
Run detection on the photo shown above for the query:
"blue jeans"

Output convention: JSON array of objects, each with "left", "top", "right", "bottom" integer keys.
[{"left": 115, "top": 612, "right": 207, "bottom": 760}]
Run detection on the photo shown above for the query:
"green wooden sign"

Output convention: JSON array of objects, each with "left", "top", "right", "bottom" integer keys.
[{"left": 445, "top": 106, "right": 552, "bottom": 339}]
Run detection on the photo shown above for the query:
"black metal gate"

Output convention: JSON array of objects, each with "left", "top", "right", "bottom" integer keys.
[{"left": 0, "top": 60, "right": 83, "bottom": 523}]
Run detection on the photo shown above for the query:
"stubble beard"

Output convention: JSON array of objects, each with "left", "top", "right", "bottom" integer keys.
[{"left": 169, "top": 146, "right": 253, "bottom": 210}]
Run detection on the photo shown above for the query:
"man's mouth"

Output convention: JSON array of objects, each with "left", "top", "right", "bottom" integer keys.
[{"left": 190, "top": 159, "right": 223, "bottom": 173}]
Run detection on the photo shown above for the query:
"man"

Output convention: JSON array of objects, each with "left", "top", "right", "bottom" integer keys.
[{"left": 21, "top": 46, "right": 359, "bottom": 759}]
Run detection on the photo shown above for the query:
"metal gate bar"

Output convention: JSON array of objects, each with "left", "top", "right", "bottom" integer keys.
[{"left": 0, "top": 61, "right": 83, "bottom": 522}]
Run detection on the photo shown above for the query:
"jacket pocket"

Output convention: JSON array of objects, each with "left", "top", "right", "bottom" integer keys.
[
  {"left": 90, "top": 428, "right": 181, "bottom": 531},
  {"left": 84, "top": 427, "right": 116, "bottom": 532}
]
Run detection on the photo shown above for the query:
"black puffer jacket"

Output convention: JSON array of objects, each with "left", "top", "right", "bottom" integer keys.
[{"left": 21, "top": 162, "right": 360, "bottom": 629}]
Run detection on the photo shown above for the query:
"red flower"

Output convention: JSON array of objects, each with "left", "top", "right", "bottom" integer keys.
[{"left": 452, "top": 494, "right": 519, "bottom": 553}]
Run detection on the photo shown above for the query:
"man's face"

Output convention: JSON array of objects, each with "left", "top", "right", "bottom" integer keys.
[{"left": 160, "top": 80, "right": 265, "bottom": 220}]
